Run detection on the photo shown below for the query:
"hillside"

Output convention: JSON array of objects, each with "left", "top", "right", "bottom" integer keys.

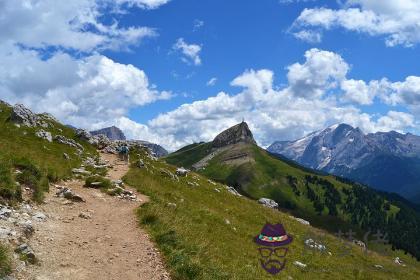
[
  {"left": 126, "top": 146, "right": 420, "bottom": 279},
  {"left": 165, "top": 122, "right": 420, "bottom": 262},
  {"left": 267, "top": 123, "right": 420, "bottom": 203},
  {"left": 0, "top": 101, "right": 98, "bottom": 203}
]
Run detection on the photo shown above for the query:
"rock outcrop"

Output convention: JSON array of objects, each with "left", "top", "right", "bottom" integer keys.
[
  {"left": 212, "top": 121, "right": 257, "bottom": 148},
  {"left": 10, "top": 104, "right": 48, "bottom": 128}
]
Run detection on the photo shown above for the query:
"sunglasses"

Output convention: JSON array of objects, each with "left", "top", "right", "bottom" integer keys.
[{"left": 258, "top": 247, "right": 288, "bottom": 258}]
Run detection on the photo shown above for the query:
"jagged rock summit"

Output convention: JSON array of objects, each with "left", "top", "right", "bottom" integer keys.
[
  {"left": 212, "top": 121, "right": 257, "bottom": 148},
  {"left": 91, "top": 126, "right": 126, "bottom": 140}
]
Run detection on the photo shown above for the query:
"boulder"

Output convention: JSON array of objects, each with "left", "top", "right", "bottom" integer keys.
[
  {"left": 0, "top": 206, "right": 12, "bottom": 219},
  {"left": 304, "top": 238, "right": 326, "bottom": 251},
  {"left": 32, "top": 212, "right": 47, "bottom": 222},
  {"left": 15, "top": 243, "right": 36, "bottom": 264},
  {"left": 176, "top": 167, "right": 189, "bottom": 177},
  {"left": 35, "top": 130, "right": 52, "bottom": 142},
  {"left": 258, "top": 198, "right": 278, "bottom": 209},
  {"left": 72, "top": 168, "right": 91, "bottom": 175},
  {"left": 226, "top": 186, "right": 241, "bottom": 196},
  {"left": 10, "top": 104, "right": 41, "bottom": 127},
  {"left": 289, "top": 216, "right": 310, "bottom": 226}
]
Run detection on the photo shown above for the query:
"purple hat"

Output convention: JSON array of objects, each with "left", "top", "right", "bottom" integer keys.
[{"left": 254, "top": 223, "right": 293, "bottom": 247}]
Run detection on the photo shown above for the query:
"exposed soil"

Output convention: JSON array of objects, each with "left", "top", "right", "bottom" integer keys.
[{"left": 15, "top": 153, "right": 170, "bottom": 280}]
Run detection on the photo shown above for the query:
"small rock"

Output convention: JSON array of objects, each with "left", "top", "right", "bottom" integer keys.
[
  {"left": 293, "top": 261, "right": 307, "bottom": 268},
  {"left": 258, "top": 198, "right": 278, "bottom": 209},
  {"left": 167, "top": 203, "right": 177, "bottom": 208},
  {"left": 175, "top": 167, "right": 189, "bottom": 177},
  {"left": 374, "top": 264, "right": 384, "bottom": 269},
  {"left": 79, "top": 212, "right": 92, "bottom": 219},
  {"left": 32, "top": 212, "right": 47, "bottom": 222}
]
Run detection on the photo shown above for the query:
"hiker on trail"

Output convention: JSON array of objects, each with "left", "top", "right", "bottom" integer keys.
[{"left": 118, "top": 144, "right": 130, "bottom": 163}]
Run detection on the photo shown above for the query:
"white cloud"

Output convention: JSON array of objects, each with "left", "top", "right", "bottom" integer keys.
[
  {"left": 0, "top": 0, "right": 163, "bottom": 52},
  {"left": 287, "top": 48, "right": 349, "bottom": 98},
  {"left": 0, "top": 44, "right": 171, "bottom": 129},
  {"left": 172, "top": 38, "right": 202, "bottom": 66},
  {"left": 341, "top": 79, "right": 375, "bottom": 105},
  {"left": 134, "top": 49, "right": 416, "bottom": 151},
  {"left": 206, "top": 77, "right": 217, "bottom": 86},
  {"left": 193, "top": 19, "right": 205, "bottom": 31},
  {"left": 114, "top": 0, "right": 171, "bottom": 9},
  {"left": 293, "top": 30, "right": 322, "bottom": 43},
  {"left": 292, "top": 1, "right": 420, "bottom": 47}
]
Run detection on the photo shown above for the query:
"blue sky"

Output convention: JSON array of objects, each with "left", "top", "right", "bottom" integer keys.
[
  {"left": 1, "top": 0, "right": 420, "bottom": 150},
  {"left": 104, "top": 0, "right": 420, "bottom": 122}
]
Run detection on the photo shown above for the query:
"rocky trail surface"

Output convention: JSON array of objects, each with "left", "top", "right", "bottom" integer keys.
[{"left": 15, "top": 153, "right": 170, "bottom": 280}]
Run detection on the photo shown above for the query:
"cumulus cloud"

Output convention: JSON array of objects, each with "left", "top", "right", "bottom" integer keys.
[
  {"left": 0, "top": 0, "right": 163, "bottom": 52},
  {"left": 292, "top": 0, "right": 420, "bottom": 47},
  {"left": 130, "top": 49, "right": 417, "bottom": 151},
  {"left": 292, "top": 30, "right": 322, "bottom": 43},
  {"left": 287, "top": 48, "right": 349, "bottom": 98},
  {"left": 0, "top": 44, "right": 171, "bottom": 129},
  {"left": 172, "top": 38, "right": 202, "bottom": 66}
]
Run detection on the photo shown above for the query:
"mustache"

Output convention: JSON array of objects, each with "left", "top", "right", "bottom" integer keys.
[{"left": 260, "top": 259, "right": 286, "bottom": 274}]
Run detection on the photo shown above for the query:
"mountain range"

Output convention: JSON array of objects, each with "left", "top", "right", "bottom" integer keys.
[
  {"left": 267, "top": 124, "right": 420, "bottom": 204},
  {"left": 166, "top": 121, "right": 420, "bottom": 260}
]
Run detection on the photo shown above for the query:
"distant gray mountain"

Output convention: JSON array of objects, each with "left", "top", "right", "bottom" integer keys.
[
  {"left": 132, "top": 140, "right": 168, "bottom": 158},
  {"left": 268, "top": 124, "right": 420, "bottom": 203},
  {"left": 90, "top": 126, "right": 168, "bottom": 157},
  {"left": 91, "top": 126, "right": 126, "bottom": 141}
]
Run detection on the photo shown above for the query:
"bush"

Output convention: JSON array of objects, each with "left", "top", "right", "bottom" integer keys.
[
  {"left": 14, "top": 158, "right": 49, "bottom": 202},
  {"left": 0, "top": 244, "right": 11, "bottom": 278},
  {"left": 0, "top": 161, "right": 20, "bottom": 200}
]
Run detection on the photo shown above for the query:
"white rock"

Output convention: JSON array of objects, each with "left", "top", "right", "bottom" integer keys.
[
  {"left": 32, "top": 212, "right": 47, "bottom": 222},
  {"left": 258, "top": 198, "right": 278, "bottom": 209},
  {"left": 293, "top": 261, "right": 307, "bottom": 268}
]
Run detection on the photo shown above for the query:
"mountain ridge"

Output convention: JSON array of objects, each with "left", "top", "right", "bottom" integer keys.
[{"left": 268, "top": 123, "right": 420, "bottom": 203}]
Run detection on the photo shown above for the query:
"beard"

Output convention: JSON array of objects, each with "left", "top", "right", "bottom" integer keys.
[{"left": 260, "top": 259, "right": 286, "bottom": 275}]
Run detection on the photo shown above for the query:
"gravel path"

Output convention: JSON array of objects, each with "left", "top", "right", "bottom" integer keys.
[{"left": 16, "top": 153, "right": 170, "bottom": 280}]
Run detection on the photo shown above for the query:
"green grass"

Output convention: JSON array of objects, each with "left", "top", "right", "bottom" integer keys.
[
  {"left": 0, "top": 244, "right": 11, "bottom": 277},
  {"left": 0, "top": 102, "right": 97, "bottom": 202},
  {"left": 84, "top": 175, "right": 112, "bottom": 189},
  {"left": 126, "top": 149, "right": 420, "bottom": 280},
  {"left": 166, "top": 142, "right": 212, "bottom": 168}
]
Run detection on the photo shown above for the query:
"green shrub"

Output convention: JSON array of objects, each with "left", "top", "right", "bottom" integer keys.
[
  {"left": 84, "top": 175, "right": 111, "bottom": 189},
  {"left": 0, "top": 244, "right": 11, "bottom": 278},
  {"left": 0, "top": 161, "right": 18, "bottom": 200}
]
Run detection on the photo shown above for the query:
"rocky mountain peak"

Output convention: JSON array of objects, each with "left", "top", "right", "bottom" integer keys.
[
  {"left": 212, "top": 121, "right": 257, "bottom": 148},
  {"left": 91, "top": 126, "right": 126, "bottom": 141}
]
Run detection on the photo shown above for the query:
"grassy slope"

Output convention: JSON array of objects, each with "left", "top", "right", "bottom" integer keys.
[
  {"left": 167, "top": 143, "right": 396, "bottom": 231},
  {"left": 125, "top": 148, "right": 420, "bottom": 280},
  {"left": 0, "top": 102, "right": 97, "bottom": 202}
]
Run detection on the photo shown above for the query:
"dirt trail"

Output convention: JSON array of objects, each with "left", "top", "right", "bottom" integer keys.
[{"left": 16, "top": 153, "right": 170, "bottom": 280}]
